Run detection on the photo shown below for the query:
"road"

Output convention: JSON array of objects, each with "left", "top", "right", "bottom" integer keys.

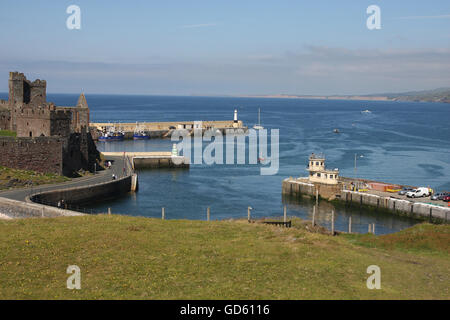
[{"left": 0, "top": 156, "right": 126, "bottom": 202}]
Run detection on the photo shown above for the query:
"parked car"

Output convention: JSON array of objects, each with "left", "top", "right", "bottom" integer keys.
[
  {"left": 398, "top": 187, "right": 414, "bottom": 195},
  {"left": 431, "top": 192, "right": 449, "bottom": 200},
  {"left": 406, "top": 187, "right": 430, "bottom": 198},
  {"left": 443, "top": 195, "right": 450, "bottom": 202}
]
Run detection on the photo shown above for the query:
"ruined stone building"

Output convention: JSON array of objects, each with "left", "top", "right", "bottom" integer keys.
[{"left": 0, "top": 72, "right": 99, "bottom": 176}]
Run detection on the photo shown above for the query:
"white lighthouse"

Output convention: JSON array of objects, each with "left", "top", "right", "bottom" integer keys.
[{"left": 233, "top": 109, "right": 238, "bottom": 128}]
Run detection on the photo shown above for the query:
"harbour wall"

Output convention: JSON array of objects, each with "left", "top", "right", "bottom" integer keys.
[
  {"left": 0, "top": 196, "right": 83, "bottom": 218},
  {"left": 133, "top": 157, "right": 189, "bottom": 169},
  {"left": 28, "top": 175, "right": 132, "bottom": 207},
  {"left": 282, "top": 178, "right": 450, "bottom": 222},
  {"left": 91, "top": 120, "right": 243, "bottom": 132}
]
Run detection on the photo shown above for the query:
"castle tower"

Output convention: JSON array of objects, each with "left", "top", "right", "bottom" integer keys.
[
  {"left": 8, "top": 72, "right": 26, "bottom": 106},
  {"left": 8, "top": 72, "right": 47, "bottom": 106},
  {"left": 74, "top": 93, "right": 90, "bottom": 132},
  {"left": 77, "top": 93, "right": 88, "bottom": 108}
]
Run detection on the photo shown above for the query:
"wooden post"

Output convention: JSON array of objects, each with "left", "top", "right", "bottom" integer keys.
[
  {"left": 247, "top": 206, "right": 251, "bottom": 222},
  {"left": 108, "top": 207, "right": 111, "bottom": 215},
  {"left": 331, "top": 210, "right": 335, "bottom": 236},
  {"left": 372, "top": 223, "right": 375, "bottom": 235},
  {"left": 368, "top": 224, "right": 372, "bottom": 234},
  {"left": 312, "top": 205, "right": 316, "bottom": 227},
  {"left": 348, "top": 216, "right": 352, "bottom": 234},
  {"left": 162, "top": 207, "right": 165, "bottom": 220},
  {"left": 283, "top": 205, "right": 287, "bottom": 223},
  {"left": 207, "top": 207, "right": 210, "bottom": 221}
]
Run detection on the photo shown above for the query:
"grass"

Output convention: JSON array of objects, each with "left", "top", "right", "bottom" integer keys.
[
  {"left": 0, "top": 215, "right": 448, "bottom": 299},
  {"left": 0, "top": 130, "right": 16, "bottom": 137},
  {"left": 0, "top": 166, "right": 70, "bottom": 190}
]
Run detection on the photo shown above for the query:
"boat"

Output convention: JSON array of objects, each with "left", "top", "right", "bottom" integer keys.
[
  {"left": 361, "top": 109, "right": 372, "bottom": 114},
  {"left": 333, "top": 128, "right": 340, "bottom": 133},
  {"left": 133, "top": 122, "right": 150, "bottom": 140},
  {"left": 253, "top": 108, "right": 264, "bottom": 130},
  {"left": 98, "top": 125, "right": 125, "bottom": 141}
]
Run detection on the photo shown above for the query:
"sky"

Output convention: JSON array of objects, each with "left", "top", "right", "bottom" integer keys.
[{"left": 0, "top": 0, "right": 449, "bottom": 95}]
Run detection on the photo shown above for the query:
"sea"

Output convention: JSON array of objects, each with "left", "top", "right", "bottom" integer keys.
[{"left": 2, "top": 93, "right": 449, "bottom": 234}]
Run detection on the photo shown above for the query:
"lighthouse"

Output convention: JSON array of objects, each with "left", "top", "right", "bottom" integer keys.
[{"left": 233, "top": 109, "right": 238, "bottom": 128}]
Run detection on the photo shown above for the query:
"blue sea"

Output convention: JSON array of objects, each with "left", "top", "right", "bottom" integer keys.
[{"left": 2, "top": 93, "right": 449, "bottom": 234}]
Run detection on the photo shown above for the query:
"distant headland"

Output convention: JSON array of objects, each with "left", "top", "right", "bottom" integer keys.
[{"left": 238, "top": 87, "right": 450, "bottom": 103}]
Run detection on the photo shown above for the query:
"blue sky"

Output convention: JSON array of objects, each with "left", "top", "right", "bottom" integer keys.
[{"left": 0, "top": 0, "right": 449, "bottom": 95}]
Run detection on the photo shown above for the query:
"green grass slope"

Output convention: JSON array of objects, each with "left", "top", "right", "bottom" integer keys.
[{"left": 0, "top": 216, "right": 448, "bottom": 299}]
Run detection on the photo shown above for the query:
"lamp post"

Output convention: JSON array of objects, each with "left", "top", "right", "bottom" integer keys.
[{"left": 354, "top": 153, "right": 364, "bottom": 189}]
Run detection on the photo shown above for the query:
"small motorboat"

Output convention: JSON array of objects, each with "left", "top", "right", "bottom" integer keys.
[
  {"left": 333, "top": 128, "right": 340, "bottom": 133},
  {"left": 361, "top": 109, "right": 372, "bottom": 114}
]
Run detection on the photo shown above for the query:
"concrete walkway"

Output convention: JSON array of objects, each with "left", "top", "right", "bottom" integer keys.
[{"left": 0, "top": 155, "right": 126, "bottom": 202}]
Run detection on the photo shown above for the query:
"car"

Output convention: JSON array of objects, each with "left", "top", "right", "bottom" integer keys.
[
  {"left": 398, "top": 187, "right": 414, "bottom": 195},
  {"left": 406, "top": 187, "right": 430, "bottom": 198},
  {"left": 443, "top": 195, "right": 450, "bottom": 202},
  {"left": 431, "top": 192, "right": 449, "bottom": 200}
]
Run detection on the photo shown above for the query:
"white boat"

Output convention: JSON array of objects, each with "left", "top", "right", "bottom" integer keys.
[
  {"left": 253, "top": 108, "right": 264, "bottom": 130},
  {"left": 361, "top": 109, "right": 372, "bottom": 114}
]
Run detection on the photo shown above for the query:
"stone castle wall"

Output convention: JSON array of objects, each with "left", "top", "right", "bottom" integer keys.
[
  {"left": 0, "top": 109, "right": 11, "bottom": 130},
  {"left": 0, "top": 137, "right": 64, "bottom": 174}
]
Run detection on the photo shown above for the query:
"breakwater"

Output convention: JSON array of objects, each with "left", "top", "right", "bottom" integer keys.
[
  {"left": 282, "top": 178, "right": 450, "bottom": 222},
  {"left": 102, "top": 152, "right": 189, "bottom": 169},
  {"left": 90, "top": 120, "right": 245, "bottom": 140}
]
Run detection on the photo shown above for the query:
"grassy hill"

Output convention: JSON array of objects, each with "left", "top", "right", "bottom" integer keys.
[
  {"left": 0, "top": 166, "right": 69, "bottom": 190},
  {"left": 0, "top": 215, "right": 448, "bottom": 299},
  {"left": 378, "top": 88, "right": 450, "bottom": 103}
]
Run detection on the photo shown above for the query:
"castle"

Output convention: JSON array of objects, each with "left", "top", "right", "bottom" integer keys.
[{"left": 0, "top": 72, "right": 99, "bottom": 176}]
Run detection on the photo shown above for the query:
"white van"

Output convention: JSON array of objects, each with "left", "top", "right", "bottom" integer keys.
[{"left": 406, "top": 187, "right": 430, "bottom": 198}]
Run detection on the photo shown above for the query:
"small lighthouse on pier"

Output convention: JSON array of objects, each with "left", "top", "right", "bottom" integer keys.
[{"left": 233, "top": 109, "right": 238, "bottom": 128}]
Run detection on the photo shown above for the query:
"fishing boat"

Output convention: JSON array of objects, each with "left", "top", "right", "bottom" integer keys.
[
  {"left": 98, "top": 125, "right": 125, "bottom": 142},
  {"left": 333, "top": 128, "right": 340, "bottom": 133},
  {"left": 253, "top": 108, "right": 264, "bottom": 130},
  {"left": 133, "top": 122, "right": 150, "bottom": 140},
  {"left": 361, "top": 109, "right": 372, "bottom": 114}
]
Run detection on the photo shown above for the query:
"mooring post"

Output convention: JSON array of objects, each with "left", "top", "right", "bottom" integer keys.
[
  {"left": 348, "top": 216, "right": 352, "bottom": 234},
  {"left": 316, "top": 189, "right": 319, "bottom": 206},
  {"left": 331, "top": 210, "right": 335, "bottom": 236},
  {"left": 108, "top": 207, "right": 111, "bottom": 215},
  {"left": 162, "top": 207, "right": 165, "bottom": 220},
  {"left": 207, "top": 207, "right": 210, "bottom": 221},
  {"left": 372, "top": 223, "right": 376, "bottom": 235},
  {"left": 283, "top": 205, "right": 287, "bottom": 223},
  {"left": 247, "top": 206, "right": 252, "bottom": 222},
  {"left": 312, "top": 205, "right": 316, "bottom": 227},
  {"left": 368, "top": 224, "right": 372, "bottom": 234}
]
